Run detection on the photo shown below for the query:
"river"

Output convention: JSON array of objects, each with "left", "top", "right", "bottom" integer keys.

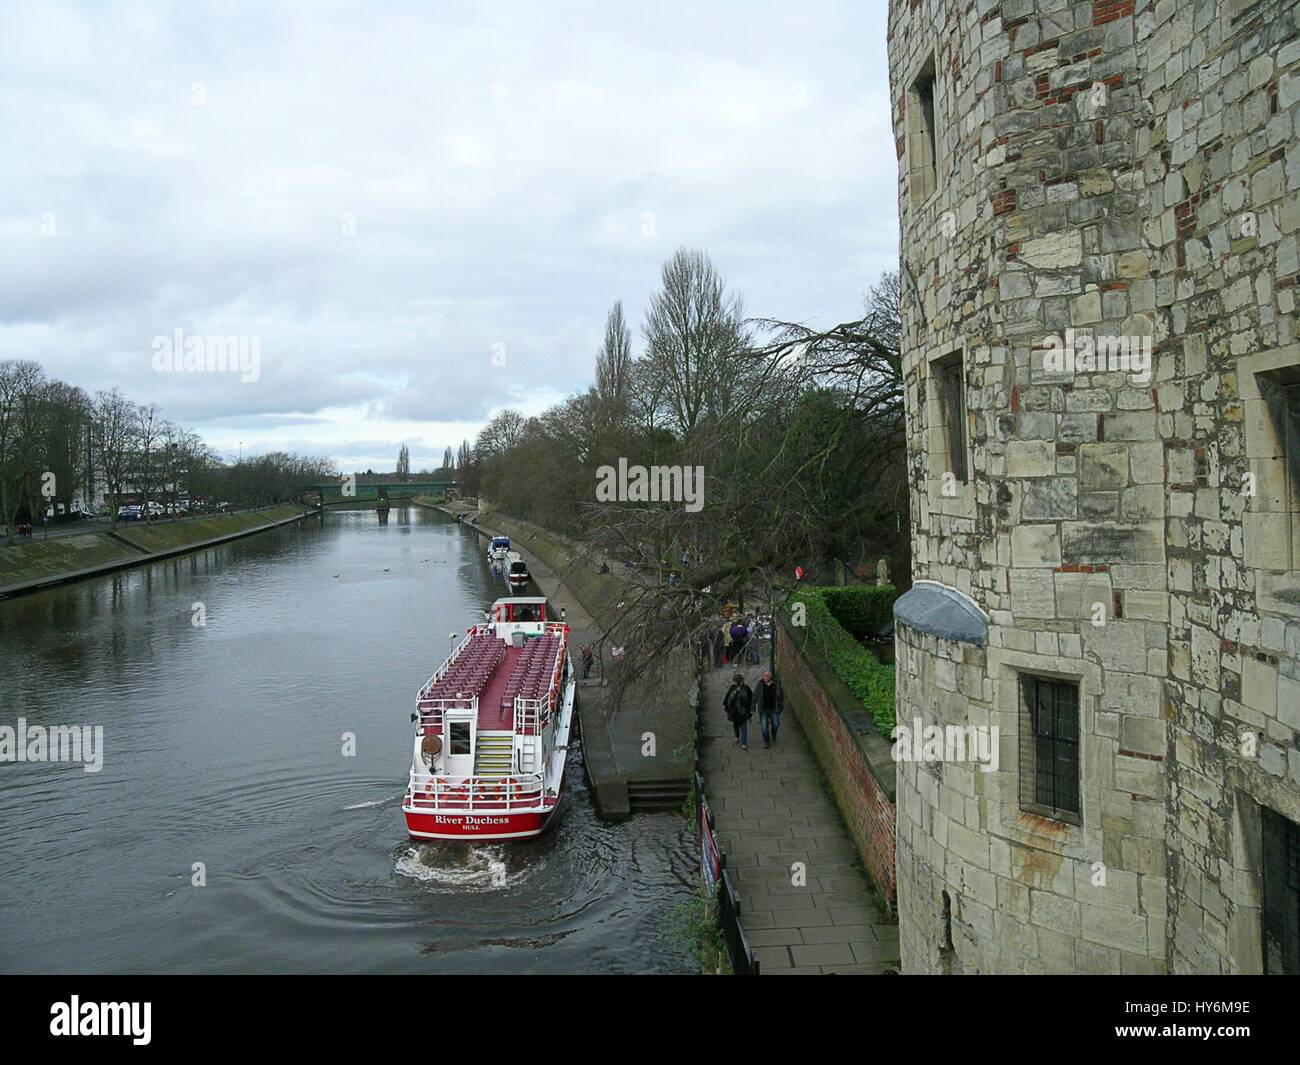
[{"left": 0, "top": 506, "right": 694, "bottom": 974}]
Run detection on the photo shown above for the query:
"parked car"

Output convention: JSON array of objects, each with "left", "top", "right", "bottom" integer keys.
[{"left": 119, "top": 505, "right": 143, "bottom": 522}]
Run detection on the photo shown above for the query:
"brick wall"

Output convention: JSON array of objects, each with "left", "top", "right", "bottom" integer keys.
[{"left": 777, "top": 623, "right": 898, "bottom": 916}]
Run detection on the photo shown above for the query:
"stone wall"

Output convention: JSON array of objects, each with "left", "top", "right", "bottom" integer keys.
[
  {"left": 887, "top": 0, "right": 1300, "bottom": 973},
  {"left": 777, "top": 623, "right": 898, "bottom": 915}
]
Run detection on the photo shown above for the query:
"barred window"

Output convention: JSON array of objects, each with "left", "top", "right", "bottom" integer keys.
[
  {"left": 1262, "top": 807, "right": 1300, "bottom": 975},
  {"left": 1019, "top": 674, "right": 1080, "bottom": 824}
]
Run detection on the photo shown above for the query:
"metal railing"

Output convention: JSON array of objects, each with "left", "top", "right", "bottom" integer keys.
[
  {"left": 416, "top": 695, "right": 478, "bottom": 726},
  {"left": 718, "top": 869, "right": 758, "bottom": 976},
  {"left": 509, "top": 626, "right": 567, "bottom": 735},
  {"left": 406, "top": 771, "right": 546, "bottom": 811},
  {"left": 693, "top": 766, "right": 760, "bottom": 976}
]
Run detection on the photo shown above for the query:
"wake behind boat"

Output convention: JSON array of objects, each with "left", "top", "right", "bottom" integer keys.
[{"left": 403, "top": 596, "right": 576, "bottom": 841}]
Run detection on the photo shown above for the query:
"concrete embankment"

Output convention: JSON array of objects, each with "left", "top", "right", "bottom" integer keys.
[
  {"left": 416, "top": 498, "right": 695, "bottom": 820},
  {"left": 0, "top": 504, "right": 313, "bottom": 600}
]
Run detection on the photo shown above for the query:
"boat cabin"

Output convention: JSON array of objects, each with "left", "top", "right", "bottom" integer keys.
[{"left": 491, "top": 597, "right": 550, "bottom": 624}]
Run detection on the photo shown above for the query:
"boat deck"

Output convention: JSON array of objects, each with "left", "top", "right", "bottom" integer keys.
[
  {"left": 420, "top": 628, "right": 565, "bottom": 733},
  {"left": 477, "top": 645, "right": 524, "bottom": 730}
]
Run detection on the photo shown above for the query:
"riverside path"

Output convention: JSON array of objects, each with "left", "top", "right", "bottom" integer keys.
[{"left": 700, "top": 662, "right": 900, "bottom": 974}]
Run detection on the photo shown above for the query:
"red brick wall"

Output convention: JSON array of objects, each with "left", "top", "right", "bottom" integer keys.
[{"left": 778, "top": 624, "right": 897, "bottom": 917}]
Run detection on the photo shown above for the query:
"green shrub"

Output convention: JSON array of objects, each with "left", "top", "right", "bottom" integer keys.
[
  {"left": 819, "top": 585, "right": 899, "bottom": 640},
  {"left": 668, "top": 881, "right": 730, "bottom": 974},
  {"left": 789, "top": 586, "right": 897, "bottom": 736}
]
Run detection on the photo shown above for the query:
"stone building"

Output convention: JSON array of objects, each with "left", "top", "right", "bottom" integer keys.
[{"left": 887, "top": 0, "right": 1300, "bottom": 973}]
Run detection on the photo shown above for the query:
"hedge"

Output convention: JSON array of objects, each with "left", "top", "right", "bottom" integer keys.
[
  {"left": 788, "top": 585, "right": 899, "bottom": 736},
  {"left": 819, "top": 584, "right": 899, "bottom": 640}
]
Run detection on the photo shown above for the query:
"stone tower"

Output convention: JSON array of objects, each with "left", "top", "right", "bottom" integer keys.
[{"left": 887, "top": 0, "right": 1300, "bottom": 973}]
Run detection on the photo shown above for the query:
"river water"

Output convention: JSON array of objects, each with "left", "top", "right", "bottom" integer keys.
[{"left": 0, "top": 506, "right": 694, "bottom": 974}]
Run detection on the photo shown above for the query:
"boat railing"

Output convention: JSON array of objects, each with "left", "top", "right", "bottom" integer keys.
[
  {"left": 512, "top": 628, "right": 568, "bottom": 734},
  {"left": 406, "top": 770, "right": 546, "bottom": 811},
  {"left": 416, "top": 694, "right": 478, "bottom": 726},
  {"left": 417, "top": 638, "right": 475, "bottom": 700}
]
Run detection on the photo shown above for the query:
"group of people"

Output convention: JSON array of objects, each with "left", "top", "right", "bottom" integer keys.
[
  {"left": 10, "top": 521, "right": 34, "bottom": 539},
  {"left": 723, "top": 670, "right": 782, "bottom": 751},
  {"left": 700, "top": 618, "right": 764, "bottom": 670}
]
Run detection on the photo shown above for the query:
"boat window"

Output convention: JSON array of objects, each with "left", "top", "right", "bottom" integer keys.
[{"left": 448, "top": 721, "right": 472, "bottom": 755}]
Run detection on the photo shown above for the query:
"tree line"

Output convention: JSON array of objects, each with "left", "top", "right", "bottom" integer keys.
[
  {"left": 0, "top": 360, "right": 332, "bottom": 542},
  {"left": 460, "top": 246, "right": 908, "bottom": 680}
]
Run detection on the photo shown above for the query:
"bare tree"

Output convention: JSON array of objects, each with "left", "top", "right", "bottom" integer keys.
[
  {"left": 581, "top": 272, "right": 908, "bottom": 705},
  {"left": 595, "top": 300, "right": 632, "bottom": 413},
  {"left": 475, "top": 409, "right": 526, "bottom": 462},
  {"left": 641, "top": 248, "right": 753, "bottom": 437},
  {"left": 28, "top": 379, "right": 91, "bottom": 519},
  {"left": 93, "top": 389, "right": 136, "bottom": 528},
  {"left": 133, "top": 402, "right": 163, "bottom": 514},
  {"left": 0, "top": 360, "right": 44, "bottom": 544}
]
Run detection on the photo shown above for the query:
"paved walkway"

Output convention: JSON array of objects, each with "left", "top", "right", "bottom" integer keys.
[{"left": 700, "top": 661, "right": 900, "bottom": 974}]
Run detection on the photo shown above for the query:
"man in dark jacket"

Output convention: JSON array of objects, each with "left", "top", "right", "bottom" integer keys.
[
  {"left": 755, "top": 671, "right": 782, "bottom": 748},
  {"left": 723, "top": 672, "right": 754, "bottom": 751}
]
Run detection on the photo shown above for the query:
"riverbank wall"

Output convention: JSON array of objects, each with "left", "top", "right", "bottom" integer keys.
[{"left": 0, "top": 504, "right": 313, "bottom": 600}]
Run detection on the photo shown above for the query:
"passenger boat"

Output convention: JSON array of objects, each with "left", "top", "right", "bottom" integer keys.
[
  {"left": 487, "top": 535, "right": 511, "bottom": 563},
  {"left": 403, "top": 596, "right": 576, "bottom": 841},
  {"left": 505, "top": 551, "right": 530, "bottom": 592}
]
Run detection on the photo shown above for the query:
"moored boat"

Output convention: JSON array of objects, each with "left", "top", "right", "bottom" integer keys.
[
  {"left": 403, "top": 596, "right": 575, "bottom": 841},
  {"left": 505, "top": 551, "right": 530, "bottom": 592},
  {"left": 487, "top": 535, "right": 510, "bottom": 563}
]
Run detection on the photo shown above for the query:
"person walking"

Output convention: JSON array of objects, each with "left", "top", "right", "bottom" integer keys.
[
  {"left": 712, "top": 626, "right": 725, "bottom": 669},
  {"left": 580, "top": 643, "right": 594, "bottom": 679},
  {"left": 730, "top": 618, "right": 748, "bottom": 665},
  {"left": 721, "top": 624, "right": 733, "bottom": 665},
  {"left": 723, "top": 672, "right": 754, "bottom": 751},
  {"left": 755, "top": 670, "right": 782, "bottom": 748}
]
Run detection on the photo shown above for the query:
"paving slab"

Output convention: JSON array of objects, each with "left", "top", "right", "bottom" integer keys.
[{"left": 699, "top": 657, "right": 899, "bottom": 975}]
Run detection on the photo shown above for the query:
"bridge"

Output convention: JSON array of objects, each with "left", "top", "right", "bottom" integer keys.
[{"left": 301, "top": 480, "right": 456, "bottom": 504}]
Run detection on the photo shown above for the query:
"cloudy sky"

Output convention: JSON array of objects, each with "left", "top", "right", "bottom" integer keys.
[{"left": 1, "top": 0, "right": 898, "bottom": 472}]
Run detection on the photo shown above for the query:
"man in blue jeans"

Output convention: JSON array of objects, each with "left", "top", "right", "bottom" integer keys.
[
  {"left": 723, "top": 672, "right": 754, "bottom": 751},
  {"left": 755, "top": 671, "right": 781, "bottom": 748}
]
